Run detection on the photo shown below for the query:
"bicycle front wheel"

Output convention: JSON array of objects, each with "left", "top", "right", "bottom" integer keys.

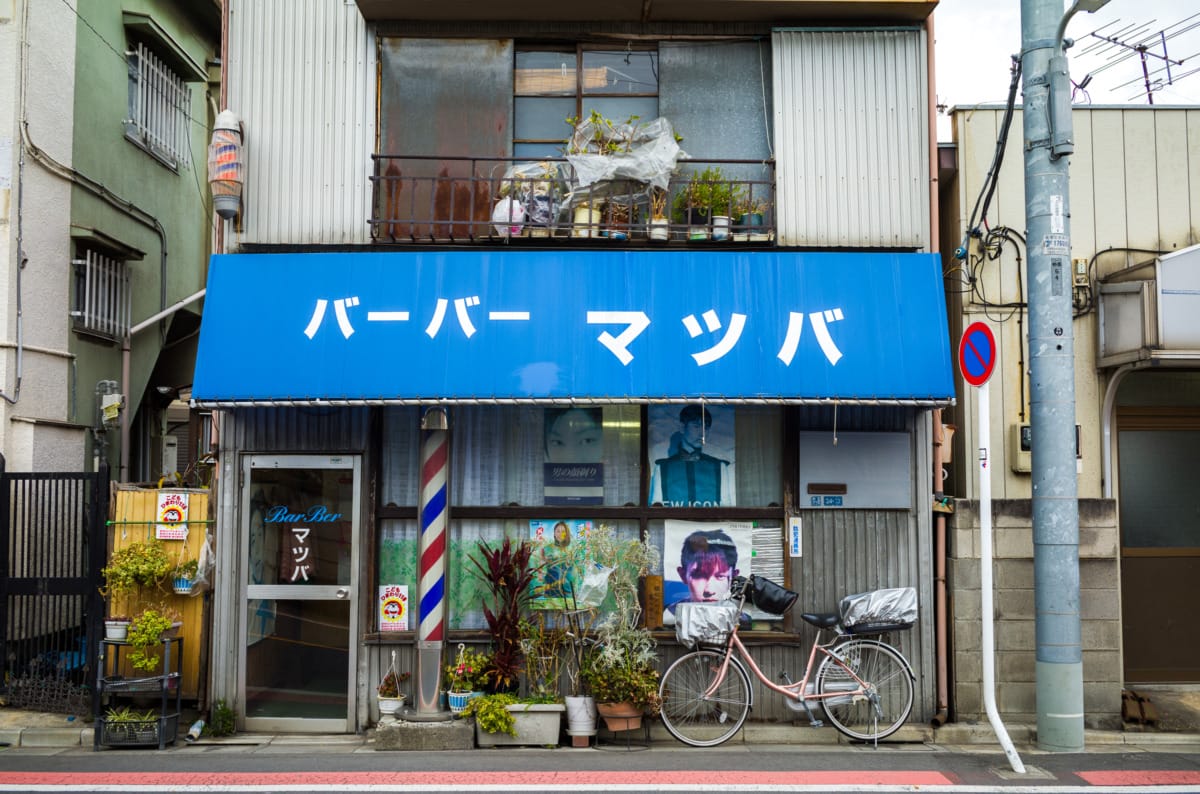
[
  {"left": 816, "top": 639, "right": 914, "bottom": 741},
  {"left": 658, "top": 649, "right": 751, "bottom": 747}
]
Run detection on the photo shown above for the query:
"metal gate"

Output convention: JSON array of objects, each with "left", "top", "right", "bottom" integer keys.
[{"left": 0, "top": 458, "right": 109, "bottom": 714}]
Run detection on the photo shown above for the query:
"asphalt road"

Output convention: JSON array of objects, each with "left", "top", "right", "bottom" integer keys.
[{"left": 2, "top": 740, "right": 1199, "bottom": 793}]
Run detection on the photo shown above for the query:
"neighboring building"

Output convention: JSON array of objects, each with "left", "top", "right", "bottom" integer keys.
[
  {"left": 195, "top": 0, "right": 955, "bottom": 734},
  {"left": 0, "top": 1, "right": 219, "bottom": 480},
  {"left": 940, "top": 105, "right": 1200, "bottom": 728}
]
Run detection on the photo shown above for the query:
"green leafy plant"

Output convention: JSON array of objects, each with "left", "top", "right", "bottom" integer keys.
[
  {"left": 208, "top": 699, "right": 236, "bottom": 737},
  {"left": 377, "top": 669, "right": 411, "bottom": 698},
  {"left": 100, "top": 539, "right": 173, "bottom": 600},
  {"left": 462, "top": 692, "right": 520, "bottom": 736},
  {"left": 733, "top": 191, "right": 769, "bottom": 219},
  {"left": 575, "top": 525, "right": 662, "bottom": 714},
  {"left": 468, "top": 537, "right": 538, "bottom": 693},
  {"left": 103, "top": 705, "right": 156, "bottom": 724},
  {"left": 126, "top": 607, "right": 178, "bottom": 671},
  {"left": 171, "top": 558, "right": 199, "bottom": 581},
  {"left": 672, "top": 166, "right": 736, "bottom": 222},
  {"left": 564, "top": 110, "right": 642, "bottom": 156},
  {"left": 444, "top": 645, "right": 493, "bottom": 692},
  {"left": 519, "top": 614, "right": 567, "bottom": 700}
]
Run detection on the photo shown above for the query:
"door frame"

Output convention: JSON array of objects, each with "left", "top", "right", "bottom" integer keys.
[{"left": 238, "top": 453, "right": 361, "bottom": 732}]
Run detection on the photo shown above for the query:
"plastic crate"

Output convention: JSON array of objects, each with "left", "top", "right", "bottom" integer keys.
[{"left": 100, "top": 713, "right": 178, "bottom": 747}]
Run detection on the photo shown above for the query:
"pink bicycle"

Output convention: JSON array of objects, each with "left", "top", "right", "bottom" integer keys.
[{"left": 658, "top": 575, "right": 916, "bottom": 747}]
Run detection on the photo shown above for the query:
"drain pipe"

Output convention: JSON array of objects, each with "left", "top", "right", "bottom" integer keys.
[
  {"left": 1100, "top": 363, "right": 1135, "bottom": 499},
  {"left": 932, "top": 411, "right": 950, "bottom": 726}
]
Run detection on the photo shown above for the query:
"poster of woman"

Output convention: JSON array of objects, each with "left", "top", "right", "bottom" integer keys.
[{"left": 528, "top": 519, "right": 591, "bottom": 609}]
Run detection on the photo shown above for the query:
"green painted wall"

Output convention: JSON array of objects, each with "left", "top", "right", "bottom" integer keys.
[{"left": 68, "top": 1, "right": 218, "bottom": 474}]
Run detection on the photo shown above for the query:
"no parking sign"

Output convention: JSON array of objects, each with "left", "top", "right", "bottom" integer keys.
[{"left": 959, "top": 322, "right": 996, "bottom": 387}]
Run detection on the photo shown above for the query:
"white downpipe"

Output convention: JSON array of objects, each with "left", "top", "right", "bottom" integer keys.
[
  {"left": 978, "top": 380, "right": 1026, "bottom": 774},
  {"left": 1101, "top": 364, "right": 1135, "bottom": 499}
]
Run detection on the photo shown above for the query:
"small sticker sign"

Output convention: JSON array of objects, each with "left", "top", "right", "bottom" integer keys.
[
  {"left": 378, "top": 585, "right": 409, "bottom": 632},
  {"left": 155, "top": 491, "right": 189, "bottom": 540},
  {"left": 789, "top": 517, "right": 803, "bottom": 558}
]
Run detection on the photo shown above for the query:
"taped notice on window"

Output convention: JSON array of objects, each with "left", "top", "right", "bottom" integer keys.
[{"left": 1042, "top": 234, "right": 1070, "bottom": 255}]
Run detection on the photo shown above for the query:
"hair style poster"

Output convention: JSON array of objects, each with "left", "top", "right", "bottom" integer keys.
[
  {"left": 661, "top": 519, "right": 754, "bottom": 626},
  {"left": 528, "top": 519, "right": 592, "bottom": 610},
  {"left": 543, "top": 407, "right": 604, "bottom": 505},
  {"left": 647, "top": 404, "right": 736, "bottom": 507}
]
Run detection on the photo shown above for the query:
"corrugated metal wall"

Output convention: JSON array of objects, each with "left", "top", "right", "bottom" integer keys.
[
  {"left": 773, "top": 28, "right": 929, "bottom": 250},
  {"left": 226, "top": 0, "right": 375, "bottom": 245}
]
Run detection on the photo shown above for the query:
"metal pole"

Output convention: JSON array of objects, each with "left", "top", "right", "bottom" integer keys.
[
  {"left": 1021, "top": 0, "right": 1092, "bottom": 753},
  {"left": 979, "top": 379, "right": 1026, "bottom": 773}
]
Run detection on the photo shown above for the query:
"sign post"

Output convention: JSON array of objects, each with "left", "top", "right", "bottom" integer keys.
[{"left": 959, "top": 322, "right": 1024, "bottom": 774}]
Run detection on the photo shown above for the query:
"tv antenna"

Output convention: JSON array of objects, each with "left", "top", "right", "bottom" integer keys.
[{"left": 1075, "top": 13, "right": 1200, "bottom": 103}]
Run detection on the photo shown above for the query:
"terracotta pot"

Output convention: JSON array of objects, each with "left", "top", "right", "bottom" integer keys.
[{"left": 596, "top": 701, "right": 642, "bottom": 732}]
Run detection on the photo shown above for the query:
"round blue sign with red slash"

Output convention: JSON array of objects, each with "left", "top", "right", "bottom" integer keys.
[{"left": 959, "top": 322, "right": 996, "bottom": 387}]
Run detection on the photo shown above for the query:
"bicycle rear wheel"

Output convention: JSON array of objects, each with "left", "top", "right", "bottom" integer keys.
[
  {"left": 816, "top": 639, "right": 913, "bottom": 741},
  {"left": 658, "top": 650, "right": 751, "bottom": 747}
]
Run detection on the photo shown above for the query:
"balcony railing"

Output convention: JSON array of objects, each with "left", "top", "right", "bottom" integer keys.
[{"left": 369, "top": 155, "right": 775, "bottom": 246}]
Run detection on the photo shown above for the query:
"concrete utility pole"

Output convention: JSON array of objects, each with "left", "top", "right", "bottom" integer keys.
[{"left": 1020, "top": 0, "right": 1107, "bottom": 752}]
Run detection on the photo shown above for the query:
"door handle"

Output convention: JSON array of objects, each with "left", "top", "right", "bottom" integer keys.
[{"left": 335, "top": 587, "right": 350, "bottom": 599}]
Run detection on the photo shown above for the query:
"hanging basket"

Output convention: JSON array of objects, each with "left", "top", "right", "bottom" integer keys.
[{"left": 172, "top": 577, "right": 194, "bottom": 595}]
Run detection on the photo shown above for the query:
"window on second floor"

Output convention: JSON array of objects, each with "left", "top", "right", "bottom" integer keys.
[
  {"left": 126, "top": 41, "right": 190, "bottom": 170},
  {"left": 72, "top": 247, "right": 131, "bottom": 340},
  {"left": 514, "top": 47, "right": 660, "bottom": 159}
]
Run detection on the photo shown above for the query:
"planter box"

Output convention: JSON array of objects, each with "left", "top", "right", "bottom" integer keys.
[
  {"left": 99, "top": 713, "right": 178, "bottom": 747},
  {"left": 474, "top": 703, "right": 564, "bottom": 747}
]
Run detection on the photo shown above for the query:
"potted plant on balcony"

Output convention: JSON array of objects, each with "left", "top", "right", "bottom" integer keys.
[
  {"left": 673, "top": 166, "right": 735, "bottom": 240},
  {"left": 648, "top": 187, "right": 669, "bottom": 242},
  {"left": 733, "top": 191, "right": 769, "bottom": 241}
]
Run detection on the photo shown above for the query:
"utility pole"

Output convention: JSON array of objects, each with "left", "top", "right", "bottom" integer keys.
[{"left": 1020, "top": 0, "right": 1107, "bottom": 752}]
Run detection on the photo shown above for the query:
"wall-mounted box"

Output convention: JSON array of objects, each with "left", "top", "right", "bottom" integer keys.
[{"left": 1010, "top": 424, "right": 1081, "bottom": 474}]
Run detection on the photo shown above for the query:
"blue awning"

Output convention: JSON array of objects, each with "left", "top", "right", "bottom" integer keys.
[{"left": 192, "top": 250, "right": 955, "bottom": 406}]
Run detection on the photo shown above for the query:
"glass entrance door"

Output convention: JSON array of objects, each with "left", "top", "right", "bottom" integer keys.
[{"left": 240, "top": 455, "right": 360, "bottom": 732}]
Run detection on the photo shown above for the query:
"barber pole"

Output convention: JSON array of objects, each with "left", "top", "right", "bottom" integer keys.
[{"left": 416, "top": 416, "right": 448, "bottom": 714}]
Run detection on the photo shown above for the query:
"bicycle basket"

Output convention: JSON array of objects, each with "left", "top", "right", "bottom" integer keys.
[
  {"left": 674, "top": 602, "right": 739, "bottom": 649},
  {"left": 747, "top": 575, "right": 798, "bottom": 615},
  {"left": 838, "top": 586, "right": 917, "bottom": 634}
]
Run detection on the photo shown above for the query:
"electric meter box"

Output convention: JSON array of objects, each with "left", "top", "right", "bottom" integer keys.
[{"left": 1010, "top": 424, "right": 1081, "bottom": 474}]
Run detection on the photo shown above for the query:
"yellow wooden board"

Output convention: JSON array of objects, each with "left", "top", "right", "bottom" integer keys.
[{"left": 108, "top": 487, "right": 210, "bottom": 701}]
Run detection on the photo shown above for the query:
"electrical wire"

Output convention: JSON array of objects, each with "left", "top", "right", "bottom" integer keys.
[{"left": 959, "top": 56, "right": 1022, "bottom": 257}]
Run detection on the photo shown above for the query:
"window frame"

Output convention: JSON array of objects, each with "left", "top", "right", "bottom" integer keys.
[{"left": 125, "top": 40, "right": 191, "bottom": 171}]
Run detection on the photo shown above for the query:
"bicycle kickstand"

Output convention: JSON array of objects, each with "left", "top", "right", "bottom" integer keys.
[{"left": 780, "top": 672, "right": 823, "bottom": 728}]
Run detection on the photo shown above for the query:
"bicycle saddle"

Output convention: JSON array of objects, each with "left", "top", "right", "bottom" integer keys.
[{"left": 799, "top": 611, "right": 841, "bottom": 630}]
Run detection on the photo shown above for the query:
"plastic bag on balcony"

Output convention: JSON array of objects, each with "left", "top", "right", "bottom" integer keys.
[
  {"left": 497, "top": 160, "right": 563, "bottom": 228},
  {"left": 565, "top": 116, "right": 687, "bottom": 195}
]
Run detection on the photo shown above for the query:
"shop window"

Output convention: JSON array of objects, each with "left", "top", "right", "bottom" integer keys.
[
  {"left": 449, "top": 405, "right": 641, "bottom": 507},
  {"left": 71, "top": 247, "right": 131, "bottom": 340},
  {"left": 514, "top": 47, "right": 660, "bottom": 159}
]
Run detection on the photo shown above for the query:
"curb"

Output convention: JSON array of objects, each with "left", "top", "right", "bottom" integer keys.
[{"left": 4, "top": 723, "right": 1199, "bottom": 751}]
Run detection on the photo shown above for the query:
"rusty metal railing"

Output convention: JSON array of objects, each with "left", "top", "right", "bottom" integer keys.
[{"left": 369, "top": 155, "right": 775, "bottom": 246}]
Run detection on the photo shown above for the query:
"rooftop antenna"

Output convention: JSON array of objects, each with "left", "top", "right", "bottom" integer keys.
[{"left": 1075, "top": 13, "right": 1200, "bottom": 103}]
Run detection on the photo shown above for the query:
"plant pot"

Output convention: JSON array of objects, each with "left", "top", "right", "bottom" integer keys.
[
  {"left": 104, "top": 620, "right": 130, "bottom": 642},
  {"left": 378, "top": 695, "right": 405, "bottom": 718},
  {"left": 572, "top": 205, "right": 601, "bottom": 238},
  {"left": 711, "top": 215, "right": 731, "bottom": 241},
  {"left": 596, "top": 701, "right": 642, "bottom": 732},
  {"left": 685, "top": 208, "right": 710, "bottom": 240},
  {"left": 448, "top": 690, "right": 482, "bottom": 714},
  {"left": 474, "top": 703, "right": 565, "bottom": 747},
  {"left": 564, "top": 695, "right": 597, "bottom": 736},
  {"left": 648, "top": 218, "right": 669, "bottom": 242},
  {"left": 172, "top": 577, "right": 194, "bottom": 595}
]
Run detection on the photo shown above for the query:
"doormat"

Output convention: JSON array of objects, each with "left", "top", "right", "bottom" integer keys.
[{"left": 1122, "top": 689, "right": 1159, "bottom": 726}]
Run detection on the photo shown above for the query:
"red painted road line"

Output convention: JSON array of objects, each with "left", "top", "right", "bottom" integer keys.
[
  {"left": 1078, "top": 770, "right": 1200, "bottom": 786},
  {"left": 0, "top": 770, "right": 953, "bottom": 787}
]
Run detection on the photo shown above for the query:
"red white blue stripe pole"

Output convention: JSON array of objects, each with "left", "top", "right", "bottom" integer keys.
[{"left": 416, "top": 408, "right": 449, "bottom": 715}]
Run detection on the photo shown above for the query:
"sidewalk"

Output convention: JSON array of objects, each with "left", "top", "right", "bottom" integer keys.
[{"left": 2, "top": 707, "right": 1199, "bottom": 753}]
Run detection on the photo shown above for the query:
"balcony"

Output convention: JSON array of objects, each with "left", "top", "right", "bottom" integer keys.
[{"left": 369, "top": 155, "right": 775, "bottom": 247}]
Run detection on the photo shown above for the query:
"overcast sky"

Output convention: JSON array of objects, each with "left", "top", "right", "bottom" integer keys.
[{"left": 933, "top": 0, "right": 1200, "bottom": 139}]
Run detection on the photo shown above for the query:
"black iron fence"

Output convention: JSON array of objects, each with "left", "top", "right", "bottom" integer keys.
[
  {"left": 370, "top": 155, "right": 775, "bottom": 245},
  {"left": 0, "top": 459, "right": 109, "bottom": 714}
]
